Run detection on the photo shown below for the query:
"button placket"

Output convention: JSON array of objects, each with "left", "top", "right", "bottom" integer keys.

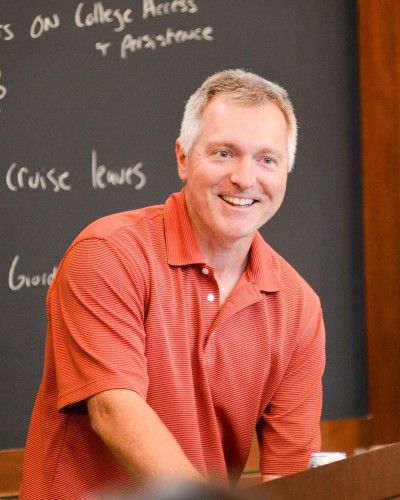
[
  {"left": 204, "top": 330, "right": 217, "bottom": 366},
  {"left": 198, "top": 265, "right": 219, "bottom": 356},
  {"left": 200, "top": 266, "right": 218, "bottom": 305}
]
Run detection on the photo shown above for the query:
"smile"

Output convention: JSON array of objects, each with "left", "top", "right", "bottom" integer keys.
[{"left": 220, "top": 195, "right": 255, "bottom": 206}]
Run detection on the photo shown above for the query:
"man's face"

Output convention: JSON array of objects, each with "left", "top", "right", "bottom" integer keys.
[{"left": 176, "top": 96, "right": 289, "bottom": 248}]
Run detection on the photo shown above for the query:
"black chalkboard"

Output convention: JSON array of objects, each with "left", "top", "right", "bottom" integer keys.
[{"left": 0, "top": 0, "right": 367, "bottom": 448}]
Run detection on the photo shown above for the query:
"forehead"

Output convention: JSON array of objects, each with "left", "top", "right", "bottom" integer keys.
[
  {"left": 198, "top": 96, "right": 289, "bottom": 145},
  {"left": 202, "top": 95, "right": 286, "bottom": 124}
]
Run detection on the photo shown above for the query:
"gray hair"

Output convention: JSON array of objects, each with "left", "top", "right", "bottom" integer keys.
[{"left": 178, "top": 69, "right": 298, "bottom": 171}]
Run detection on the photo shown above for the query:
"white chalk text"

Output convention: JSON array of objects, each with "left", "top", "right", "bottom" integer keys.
[
  {"left": 6, "top": 163, "right": 72, "bottom": 192},
  {"left": 91, "top": 150, "right": 146, "bottom": 189},
  {"left": 121, "top": 25, "right": 213, "bottom": 58},
  {"left": 142, "top": 0, "right": 198, "bottom": 19},
  {"left": 30, "top": 13, "right": 61, "bottom": 39},
  {"left": 9, "top": 255, "right": 57, "bottom": 291},
  {"left": 0, "top": 24, "right": 14, "bottom": 41},
  {"left": 75, "top": 2, "right": 133, "bottom": 32},
  {"left": 0, "top": 71, "right": 6, "bottom": 107}
]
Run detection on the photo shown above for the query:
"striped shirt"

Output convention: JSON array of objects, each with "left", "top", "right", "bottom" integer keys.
[{"left": 21, "top": 190, "right": 325, "bottom": 499}]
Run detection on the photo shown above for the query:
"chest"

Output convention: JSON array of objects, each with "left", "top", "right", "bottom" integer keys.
[{"left": 143, "top": 264, "right": 294, "bottom": 404}]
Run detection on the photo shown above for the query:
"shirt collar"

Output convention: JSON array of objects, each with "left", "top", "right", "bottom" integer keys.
[
  {"left": 165, "top": 190, "right": 284, "bottom": 292},
  {"left": 246, "top": 232, "right": 285, "bottom": 292},
  {"left": 165, "top": 190, "right": 205, "bottom": 266}
]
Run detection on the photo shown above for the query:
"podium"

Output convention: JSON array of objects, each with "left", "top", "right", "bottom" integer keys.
[{"left": 246, "top": 442, "right": 400, "bottom": 500}]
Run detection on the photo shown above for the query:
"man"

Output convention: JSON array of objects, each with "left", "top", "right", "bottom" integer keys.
[{"left": 20, "top": 69, "right": 325, "bottom": 498}]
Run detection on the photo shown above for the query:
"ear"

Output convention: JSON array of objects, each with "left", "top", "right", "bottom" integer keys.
[{"left": 175, "top": 140, "right": 188, "bottom": 182}]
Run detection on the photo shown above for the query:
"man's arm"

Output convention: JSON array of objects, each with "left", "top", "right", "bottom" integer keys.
[
  {"left": 262, "top": 474, "right": 282, "bottom": 482},
  {"left": 258, "top": 296, "right": 325, "bottom": 476},
  {"left": 87, "top": 388, "right": 203, "bottom": 484}
]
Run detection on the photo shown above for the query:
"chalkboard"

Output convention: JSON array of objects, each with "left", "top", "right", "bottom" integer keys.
[{"left": 0, "top": 0, "right": 367, "bottom": 449}]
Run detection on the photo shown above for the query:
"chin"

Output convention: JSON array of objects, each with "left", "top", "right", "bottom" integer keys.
[{"left": 220, "top": 226, "right": 257, "bottom": 241}]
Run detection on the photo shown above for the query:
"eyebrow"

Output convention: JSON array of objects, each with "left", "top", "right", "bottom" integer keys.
[{"left": 210, "top": 141, "right": 285, "bottom": 161}]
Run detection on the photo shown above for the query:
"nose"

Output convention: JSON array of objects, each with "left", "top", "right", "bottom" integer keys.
[{"left": 229, "top": 156, "right": 256, "bottom": 190}]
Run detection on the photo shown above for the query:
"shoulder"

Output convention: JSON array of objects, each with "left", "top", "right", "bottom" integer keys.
[
  {"left": 74, "top": 204, "right": 165, "bottom": 242},
  {"left": 259, "top": 237, "right": 321, "bottom": 308},
  {"left": 256, "top": 241, "right": 325, "bottom": 355},
  {"left": 49, "top": 204, "right": 166, "bottom": 296}
]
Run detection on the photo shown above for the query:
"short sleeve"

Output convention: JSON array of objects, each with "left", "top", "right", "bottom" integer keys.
[
  {"left": 47, "top": 237, "right": 149, "bottom": 413},
  {"left": 258, "top": 302, "right": 325, "bottom": 475}
]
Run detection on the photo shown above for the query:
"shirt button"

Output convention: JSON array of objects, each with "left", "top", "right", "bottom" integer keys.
[
  {"left": 207, "top": 293, "right": 215, "bottom": 302},
  {"left": 202, "top": 267, "right": 209, "bottom": 275}
]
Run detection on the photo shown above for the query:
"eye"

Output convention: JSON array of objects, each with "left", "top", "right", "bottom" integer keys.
[
  {"left": 261, "top": 156, "right": 279, "bottom": 167},
  {"left": 216, "top": 150, "right": 230, "bottom": 158},
  {"left": 262, "top": 157, "right": 273, "bottom": 164}
]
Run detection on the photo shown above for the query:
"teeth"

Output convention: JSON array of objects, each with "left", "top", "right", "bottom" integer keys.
[{"left": 221, "top": 196, "right": 254, "bottom": 206}]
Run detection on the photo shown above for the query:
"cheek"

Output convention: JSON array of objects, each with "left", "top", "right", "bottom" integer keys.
[
  {"left": 188, "top": 165, "right": 220, "bottom": 187},
  {"left": 277, "top": 179, "right": 287, "bottom": 197},
  {"left": 261, "top": 175, "right": 287, "bottom": 197}
]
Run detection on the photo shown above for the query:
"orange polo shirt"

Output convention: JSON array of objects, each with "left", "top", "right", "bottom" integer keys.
[{"left": 21, "top": 190, "right": 325, "bottom": 499}]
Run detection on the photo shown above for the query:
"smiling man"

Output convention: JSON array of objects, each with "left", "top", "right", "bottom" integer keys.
[
  {"left": 176, "top": 92, "right": 289, "bottom": 306},
  {"left": 21, "top": 69, "right": 325, "bottom": 499}
]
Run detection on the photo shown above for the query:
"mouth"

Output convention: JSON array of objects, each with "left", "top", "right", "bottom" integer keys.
[{"left": 220, "top": 195, "right": 256, "bottom": 207}]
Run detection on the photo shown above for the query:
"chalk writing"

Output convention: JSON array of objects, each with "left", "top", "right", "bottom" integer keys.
[
  {"left": 6, "top": 163, "right": 71, "bottom": 192},
  {"left": 0, "top": 1, "right": 212, "bottom": 59},
  {"left": 95, "top": 41, "right": 112, "bottom": 55},
  {"left": 142, "top": 0, "right": 198, "bottom": 19},
  {"left": 121, "top": 33, "right": 156, "bottom": 53},
  {"left": 0, "top": 24, "right": 14, "bottom": 41},
  {"left": 75, "top": 2, "right": 133, "bottom": 32},
  {"left": 8, "top": 255, "right": 57, "bottom": 291},
  {"left": 30, "top": 13, "right": 61, "bottom": 39},
  {"left": 121, "top": 25, "right": 213, "bottom": 58},
  {"left": 0, "top": 71, "right": 6, "bottom": 109},
  {"left": 91, "top": 150, "right": 147, "bottom": 189}
]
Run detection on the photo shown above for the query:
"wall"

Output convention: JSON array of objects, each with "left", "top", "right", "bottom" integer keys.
[
  {"left": 0, "top": 0, "right": 366, "bottom": 448},
  {"left": 358, "top": 0, "right": 400, "bottom": 445}
]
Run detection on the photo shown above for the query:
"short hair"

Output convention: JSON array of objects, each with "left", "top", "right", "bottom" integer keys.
[{"left": 178, "top": 69, "right": 298, "bottom": 171}]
